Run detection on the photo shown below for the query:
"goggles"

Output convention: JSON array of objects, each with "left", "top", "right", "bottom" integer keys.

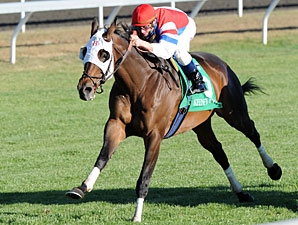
[{"left": 133, "top": 23, "right": 153, "bottom": 33}]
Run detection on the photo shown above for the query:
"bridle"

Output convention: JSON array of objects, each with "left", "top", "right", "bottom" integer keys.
[
  {"left": 80, "top": 71, "right": 105, "bottom": 94},
  {"left": 79, "top": 32, "right": 135, "bottom": 94}
]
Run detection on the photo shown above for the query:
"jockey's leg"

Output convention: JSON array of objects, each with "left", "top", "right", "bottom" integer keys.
[
  {"left": 181, "top": 60, "right": 207, "bottom": 94},
  {"left": 175, "top": 49, "right": 206, "bottom": 94}
]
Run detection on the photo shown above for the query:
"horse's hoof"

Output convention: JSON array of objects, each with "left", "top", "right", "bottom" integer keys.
[
  {"left": 267, "top": 163, "right": 282, "bottom": 180},
  {"left": 132, "top": 216, "right": 142, "bottom": 222},
  {"left": 65, "top": 187, "right": 85, "bottom": 199},
  {"left": 236, "top": 191, "right": 254, "bottom": 203}
]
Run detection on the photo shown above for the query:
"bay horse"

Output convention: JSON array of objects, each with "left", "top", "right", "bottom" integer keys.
[{"left": 66, "top": 18, "right": 282, "bottom": 222}]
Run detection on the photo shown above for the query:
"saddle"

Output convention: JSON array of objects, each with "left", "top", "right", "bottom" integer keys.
[
  {"left": 171, "top": 58, "right": 222, "bottom": 112},
  {"left": 164, "top": 58, "right": 222, "bottom": 138},
  {"left": 137, "top": 50, "right": 222, "bottom": 138}
]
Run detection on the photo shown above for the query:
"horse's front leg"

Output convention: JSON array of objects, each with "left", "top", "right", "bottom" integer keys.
[
  {"left": 132, "top": 131, "right": 162, "bottom": 222},
  {"left": 66, "top": 118, "right": 126, "bottom": 199}
]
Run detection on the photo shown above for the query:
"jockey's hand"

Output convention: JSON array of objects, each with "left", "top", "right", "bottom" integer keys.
[
  {"left": 130, "top": 34, "right": 140, "bottom": 46},
  {"left": 130, "top": 34, "right": 153, "bottom": 52}
]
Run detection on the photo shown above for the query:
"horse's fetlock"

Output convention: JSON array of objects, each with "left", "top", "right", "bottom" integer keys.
[
  {"left": 80, "top": 182, "right": 88, "bottom": 192},
  {"left": 82, "top": 181, "right": 93, "bottom": 192}
]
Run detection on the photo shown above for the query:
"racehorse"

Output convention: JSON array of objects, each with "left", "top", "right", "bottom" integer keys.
[{"left": 66, "top": 17, "right": 282, "bottom": 222}]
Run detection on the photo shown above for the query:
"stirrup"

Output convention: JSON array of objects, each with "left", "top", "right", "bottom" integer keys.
[{"left": 188, "top": 83, "right": 207, "bottom": 95}]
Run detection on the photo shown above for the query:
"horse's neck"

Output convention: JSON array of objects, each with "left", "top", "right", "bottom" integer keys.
[
  {"left": 112, "top": 35, "right": 177, "bottom": 97},
  {"left": 116, "top": 51, "right": 149, "bottom": 94}
]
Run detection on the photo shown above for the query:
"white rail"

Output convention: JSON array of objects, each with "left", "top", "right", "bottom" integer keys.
[
  {"left": 0, "top": 0, "right": 283, "bottom": 63},
  {"left": 0, "top": 0, "right": 208, "bottom": 64},
  {"left": 238, "top": 0, "right": 243, "bottom": 17},
  {"left": 262, "top": 0, "right": 280, "bottom": 44}
]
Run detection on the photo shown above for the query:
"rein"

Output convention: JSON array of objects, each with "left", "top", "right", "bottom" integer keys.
[{"left": 81, "top": 35, "right": 134, "bottom": 94}]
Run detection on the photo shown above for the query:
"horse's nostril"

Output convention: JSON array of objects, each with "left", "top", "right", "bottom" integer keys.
[
  {"left": 79, "top": 86, "right": 93, "bottom": 101},
  {"left": 85, "top": 87, "right": 93, "bottom": 93}
]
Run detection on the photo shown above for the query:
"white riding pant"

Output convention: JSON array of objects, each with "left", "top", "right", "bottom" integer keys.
[{"left": 174, "top": 17, "right": 197, "bottom": 66}]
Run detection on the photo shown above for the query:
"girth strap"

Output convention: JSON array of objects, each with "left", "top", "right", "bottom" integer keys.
[{"left": 164, "top": 105, "right": 189, "bottom": 139}]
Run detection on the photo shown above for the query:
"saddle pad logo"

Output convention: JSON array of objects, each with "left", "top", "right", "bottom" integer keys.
[{"left": 193, "top": 98, "right": 209, "bottom": 107}]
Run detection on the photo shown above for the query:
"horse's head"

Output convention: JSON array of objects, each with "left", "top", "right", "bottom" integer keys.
[{"left": 77, "top": 17, "right": 117, "bottom": 101}]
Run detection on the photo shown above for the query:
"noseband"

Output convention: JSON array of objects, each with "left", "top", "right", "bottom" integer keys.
[
  {"left": 80, "top": 35, "right": 134, "bottom": 94},
  {"left": 80, "top": 71, "right": 105, "bottom": 94}
]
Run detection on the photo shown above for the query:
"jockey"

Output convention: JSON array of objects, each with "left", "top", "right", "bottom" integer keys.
[{"left": 130, "top": 4, "right": 206, "bottom": 94}]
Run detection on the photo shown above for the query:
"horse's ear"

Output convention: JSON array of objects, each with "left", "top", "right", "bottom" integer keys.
[
  {"left": 90, "top": 17, "right": 99, "bottom": 38},
  {"left": 112, "top": 17, "right": 117, "bottom": 27},
  {"left": 106, "top": 17, "right": 117, "bottom": 41}
]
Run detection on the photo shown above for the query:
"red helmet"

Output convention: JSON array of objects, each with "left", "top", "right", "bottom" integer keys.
[{"left": 131, "top": 4, "right": 156, "bottom": 27}]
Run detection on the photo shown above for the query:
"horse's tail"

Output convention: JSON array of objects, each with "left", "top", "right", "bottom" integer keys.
[{"left": 242, "top": 77, "right": 266, "bottom": 95}]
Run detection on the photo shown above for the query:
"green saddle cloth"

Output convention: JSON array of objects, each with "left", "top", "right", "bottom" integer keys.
[{"left": 175, "top": 59, "right": 222, "bottom": 112}]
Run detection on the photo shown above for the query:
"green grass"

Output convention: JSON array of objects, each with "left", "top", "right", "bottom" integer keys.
[{"left": 0, "top": 31, "right": 297, "bottom": 224}]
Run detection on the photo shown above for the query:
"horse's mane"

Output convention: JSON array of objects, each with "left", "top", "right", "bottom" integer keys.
[
  {"left": 115, "top": 22, "right": 132, "bottom": 42},
  {"left": 111, "top": 22, "right": 177, "bottom": 87},
  {"left": 112, "top": 22, "right": 164, "bottom": 65}
]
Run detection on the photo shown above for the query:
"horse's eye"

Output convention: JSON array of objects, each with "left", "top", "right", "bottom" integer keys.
[{"left": 98, "top": 49, "right": 110, "bottom": 62}]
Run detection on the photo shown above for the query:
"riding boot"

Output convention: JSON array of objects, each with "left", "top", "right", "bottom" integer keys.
[{"left": 182, "top": 61, "right": 207, "bottom": 94}]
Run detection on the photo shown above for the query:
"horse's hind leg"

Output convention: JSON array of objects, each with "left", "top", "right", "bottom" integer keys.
[
  {"left": 193, "top": 119, "right": 254, "bottom": 203},
  {"left": 219, "top": 81, "right": 282, "bottom": 181},
  {"left": 227, "top": 114, "right": 282, "bottom": 180},
  {"left": 245, "top": 120, "right": 282, "bottom": 180}
]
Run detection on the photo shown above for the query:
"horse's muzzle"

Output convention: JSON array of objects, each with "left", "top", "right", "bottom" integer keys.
[{"left": 78, "top": 85, "right": 95, "bottom": 101}]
